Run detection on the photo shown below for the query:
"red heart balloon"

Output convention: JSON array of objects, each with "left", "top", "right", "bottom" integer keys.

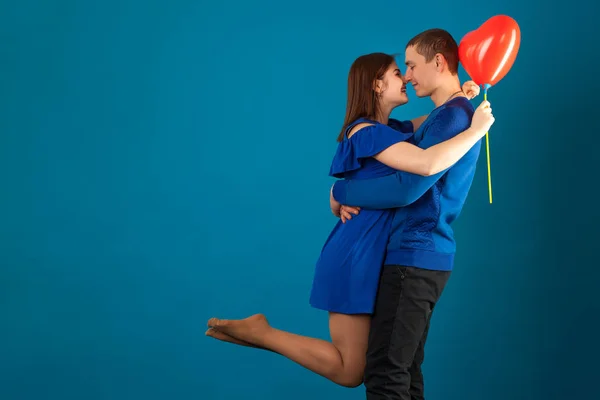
[{"left": 459, "top": 15, "right": 521, "bottom": 87}]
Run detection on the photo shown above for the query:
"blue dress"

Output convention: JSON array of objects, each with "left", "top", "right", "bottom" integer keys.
[{"left": 309, "top": 117, "right": 415, "bottom": 314}]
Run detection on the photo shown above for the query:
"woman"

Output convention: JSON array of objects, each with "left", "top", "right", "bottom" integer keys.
[{"left": 206, "top": 52, "right": 493, "bottom": 387}]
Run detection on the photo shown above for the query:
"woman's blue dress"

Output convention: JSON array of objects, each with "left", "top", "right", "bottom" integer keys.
[{"left": 309, "top": 117, "right": 414, "bottom": 314}]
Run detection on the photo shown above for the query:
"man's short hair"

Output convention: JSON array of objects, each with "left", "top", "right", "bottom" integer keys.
[{"left": 407, "top": 28, "right": 459, "bottom": 74}]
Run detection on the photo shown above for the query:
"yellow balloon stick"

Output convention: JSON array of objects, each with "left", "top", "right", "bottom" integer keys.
[{"left": 483, "top": 83, "right": 492, "bottom": 204}]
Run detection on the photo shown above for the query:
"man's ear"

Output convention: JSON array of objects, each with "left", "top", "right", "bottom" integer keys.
[{"left": 435, "top": 53, "right": 446, "bottom": 71}]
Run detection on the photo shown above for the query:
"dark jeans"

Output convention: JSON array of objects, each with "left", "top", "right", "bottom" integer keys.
[{"left": 364, "top": 265, "right": 451, "bottom": 400}]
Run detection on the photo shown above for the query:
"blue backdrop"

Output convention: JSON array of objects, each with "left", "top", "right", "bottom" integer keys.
[{"left": 1, "top": 0, "right": 598, "bottom": 399}]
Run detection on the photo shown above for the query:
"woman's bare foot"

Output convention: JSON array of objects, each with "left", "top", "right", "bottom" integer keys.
[
  {"left": 207, "top": 314, "right": 271, "bottom": 346},
  {"left": 205, "top": 328, "right": 259, "bottom": 348}
]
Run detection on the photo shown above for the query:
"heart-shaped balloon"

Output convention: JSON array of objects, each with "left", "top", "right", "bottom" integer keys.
[{"left": 459, "top": 15, "right": 521, "bottom": 87}]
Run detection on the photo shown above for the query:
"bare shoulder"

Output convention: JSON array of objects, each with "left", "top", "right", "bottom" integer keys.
[{"left": 347, "top": 123, "right": 376, "bottom": 139}]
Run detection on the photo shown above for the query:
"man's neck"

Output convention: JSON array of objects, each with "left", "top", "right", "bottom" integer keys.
[{"left": 431, "top": 76, "right": 464, "bottom": 108}]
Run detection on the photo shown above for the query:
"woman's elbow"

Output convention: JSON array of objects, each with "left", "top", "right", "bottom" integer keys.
[{"left": 420, "top": 163, "right": 436, "bottom": 177}]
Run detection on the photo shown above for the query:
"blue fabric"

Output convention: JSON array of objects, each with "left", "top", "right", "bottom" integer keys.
[
  {"left": 331, "top": 97, "right": 480, "bottom": 272},
  {"left": 309, "top": 117, "right": 414, "bottom": 314},
  {"left": 329, "top": 118, "right": 414, "bottom": 178}
]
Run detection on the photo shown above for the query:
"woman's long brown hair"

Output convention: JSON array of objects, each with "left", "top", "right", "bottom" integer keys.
[{"left": 336, "top": 53, "right": 395, "bottom": 142}]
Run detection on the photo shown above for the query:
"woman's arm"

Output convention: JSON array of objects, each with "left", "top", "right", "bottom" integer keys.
[{"left": 374, "top": 100, "right": 494, "bottom": 176}]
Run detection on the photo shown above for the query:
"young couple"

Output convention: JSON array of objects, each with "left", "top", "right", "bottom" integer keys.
[{"left": 206, "top": 28, "right": 493, "bottom": 400}]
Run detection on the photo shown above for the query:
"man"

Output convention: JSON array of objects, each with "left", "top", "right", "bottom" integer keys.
[{"left": 330, "top": 29, "right": 482, "bottom": 400}]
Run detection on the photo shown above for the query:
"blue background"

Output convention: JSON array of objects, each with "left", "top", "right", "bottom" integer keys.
[{"left": 1, "top": 0, "right": 597, "bottom": 399}]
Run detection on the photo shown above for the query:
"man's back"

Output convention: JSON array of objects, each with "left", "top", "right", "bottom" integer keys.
[{"left": 385, "top": 96, "right": 480, "bottom": 271}]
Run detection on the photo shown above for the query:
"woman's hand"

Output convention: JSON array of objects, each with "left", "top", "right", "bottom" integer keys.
[{"left": 462, "top": 80, "right": 480, "bottom": 99}]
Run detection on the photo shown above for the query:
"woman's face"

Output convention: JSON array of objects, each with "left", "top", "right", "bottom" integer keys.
[{"left": 377, "top": 61, "right": 409, "bottom": 106}]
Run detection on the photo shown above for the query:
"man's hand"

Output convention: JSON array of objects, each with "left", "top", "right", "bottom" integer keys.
[
  {"left": 340, "top": 205, "right": 360, "bottom": 223},
  {"left": 330, "top": 185, "right": 360, "bottom": 223}
]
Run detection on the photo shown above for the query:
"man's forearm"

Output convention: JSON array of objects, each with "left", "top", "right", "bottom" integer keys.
[{"left": 332, "top": 170, "right": 444, "bottom": 209}]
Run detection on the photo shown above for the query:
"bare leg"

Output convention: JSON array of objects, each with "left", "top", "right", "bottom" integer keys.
[{"left": 207, "top": 312, "right": 370, "bottom": 388}]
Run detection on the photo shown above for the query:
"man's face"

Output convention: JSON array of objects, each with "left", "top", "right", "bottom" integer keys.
[{"left": 404, "top": 45, "right": 438, "bottom": 98}]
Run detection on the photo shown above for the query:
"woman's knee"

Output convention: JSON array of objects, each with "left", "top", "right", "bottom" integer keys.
[{"left": 337, "top": 370, "right": 364, "bottom": 388}]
